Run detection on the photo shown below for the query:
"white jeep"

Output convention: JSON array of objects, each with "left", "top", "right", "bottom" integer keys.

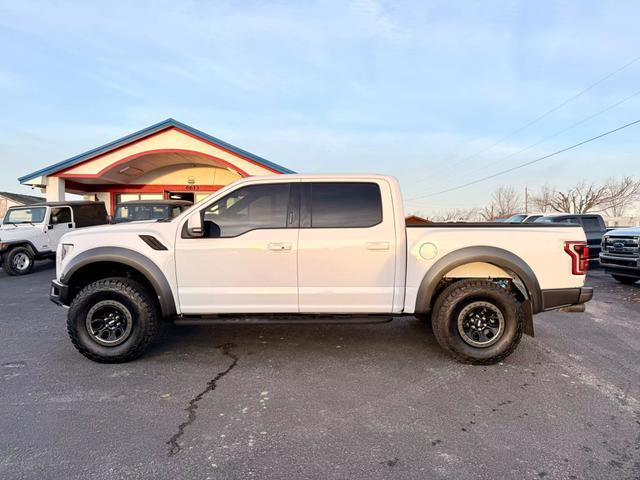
[{"left": 0, "top": 201, "right": 108, "bottom": 275}]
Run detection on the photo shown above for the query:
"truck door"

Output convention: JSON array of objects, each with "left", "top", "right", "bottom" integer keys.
[
  {"left": 297, "top": 181, "right": 397, "bottom": 313},
  {"left": 46, "top": 207, "right": 74, "bottom": 251},
  {"left": 175, "top": 181, "right": 300, "bottom": 314}
]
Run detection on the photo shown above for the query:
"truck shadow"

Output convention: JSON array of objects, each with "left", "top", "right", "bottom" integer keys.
[{"left": 145, "top": 316, "right": 452, "bottom": 364}]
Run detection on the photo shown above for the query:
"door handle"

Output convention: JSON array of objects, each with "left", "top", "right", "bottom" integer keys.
[
  {"left": 367, "top": 242, "right": 390, "bottom": 250},
  {"left": 268, "top": 242, "right": 293, "bottom": 251}
]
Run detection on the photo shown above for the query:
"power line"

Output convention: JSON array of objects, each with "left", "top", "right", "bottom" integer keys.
[
  {"left": 449, "top": 88, "right": 640, "bottom": 182},
  {"left": 408, "top": 55, "right": 640, "bottom": 191},
  {"left": 407, "top": 118, "right": 640, "bottom": 200}
]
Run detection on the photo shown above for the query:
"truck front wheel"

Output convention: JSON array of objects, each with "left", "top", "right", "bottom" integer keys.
[
  {"left": 67, "top": 277, "right": 160, "bottom": 363},
  {"left": 431, "top": 279, "right": 523, "bottom": 365}
]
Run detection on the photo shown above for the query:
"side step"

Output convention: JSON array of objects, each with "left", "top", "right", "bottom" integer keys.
[{"left": 173, "top": 314, "right": 394, "bottom": 326}]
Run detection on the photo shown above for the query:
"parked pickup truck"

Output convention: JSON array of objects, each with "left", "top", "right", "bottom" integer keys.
[
  {"left": 0, "top": 201, "right": 108, "bottom": 275},
  {"left": 534, "top": 214, "right": 606, "bottom": 259},
  {"left": 599, "top": 227, "right": 640, "bottom": 284},
  {"left": 50, "top": 175, "right": 592, "bottom": 364}
]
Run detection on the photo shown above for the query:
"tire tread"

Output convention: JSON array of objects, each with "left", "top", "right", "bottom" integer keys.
[
  {"left": 431, "top": 279, "right": 523, "bottom": 365},
  {"left": 67, "top": 277, "right": 159, "bottom": 363}
]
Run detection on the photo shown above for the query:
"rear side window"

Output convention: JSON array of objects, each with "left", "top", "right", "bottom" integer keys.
[
  {"left": 582, "top": 217, "right": 602, "bottom": 232},
  {"left": 310, "top": 182, "right": 382, "bottom": 228}
]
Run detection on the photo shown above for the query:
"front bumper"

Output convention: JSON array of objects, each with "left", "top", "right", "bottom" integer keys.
[
  {"left": 50, "top": 279, "right": 70, "bottom": 307},
  {"left": 541, "top": 287, "right": 593, "bottom": 311},
  {"left": 599, "top": 253, "right": 640, "bottom": 273}
]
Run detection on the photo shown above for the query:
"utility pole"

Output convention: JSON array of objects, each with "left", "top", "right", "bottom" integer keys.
[{"left": 524, "top": 186, "right": 529, "bottom": 213}]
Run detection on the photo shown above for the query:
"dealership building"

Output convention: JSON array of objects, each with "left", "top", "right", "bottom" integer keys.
[{"left": 19, "top": 118, "right": 294, "bottom": 214}]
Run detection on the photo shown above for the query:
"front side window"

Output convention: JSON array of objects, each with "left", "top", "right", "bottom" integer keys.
[
  {"left": 504, "top": 214, "right": 527, "bottom": 223},
  {"left": 202, "top": 183, "right": 290, "bottom": 237},
  {"left": 3, "top": 207, "right": 46, "bottom": 224},
  {"left": 50, "top": 207, "right": 72, "bottom": 224},
  {"left": 310, "top": 182, "right": 382, "bottom": 228}
]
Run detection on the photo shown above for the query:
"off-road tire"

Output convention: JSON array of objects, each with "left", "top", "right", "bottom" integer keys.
[
  {"left": 3, "top": 246, "right": 35, "bottom": 276},
  {"left": 67, "top": 277, "right": 160, "bottom": 363},
  {"left": 431, "top": 279, "right": 523, "bottom": 365},
  {"left": 612, "top": 274, "right": 638, "bottom": 285}
]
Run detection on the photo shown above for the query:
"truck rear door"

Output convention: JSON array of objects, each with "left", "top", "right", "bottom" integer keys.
[{"left": 297, "top": 180, "right": 397, "bottom": 313}]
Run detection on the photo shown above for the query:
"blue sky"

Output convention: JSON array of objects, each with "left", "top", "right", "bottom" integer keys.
[{"left": 1, "top": 0, "right": 638, "bottom": 215}]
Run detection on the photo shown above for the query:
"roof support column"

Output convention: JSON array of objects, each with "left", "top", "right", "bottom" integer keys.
[{"left": 45, "top": 176, "right": 65, "bottom": 202}]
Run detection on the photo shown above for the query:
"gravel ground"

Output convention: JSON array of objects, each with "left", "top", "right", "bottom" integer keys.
[{"left": 0, "top": 262, "right": 638, "bottom": 480}]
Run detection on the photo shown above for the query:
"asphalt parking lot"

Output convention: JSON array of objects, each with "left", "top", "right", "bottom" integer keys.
[{"left": 1, "top": 262, "right": 638, "bottom": 480}]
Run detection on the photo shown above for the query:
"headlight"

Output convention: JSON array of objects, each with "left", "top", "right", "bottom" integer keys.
[{"left": 59, "top": 243, "right": 74, "bottom": 262}]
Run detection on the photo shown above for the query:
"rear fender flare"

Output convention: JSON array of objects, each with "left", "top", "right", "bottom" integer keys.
[{"left": 415, "top": 246, "right": 542, "bottom": 314}]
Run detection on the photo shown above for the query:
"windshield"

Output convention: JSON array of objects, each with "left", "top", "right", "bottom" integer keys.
[
  {"left": 504, "top": 214, "right": 527, "bottom": 223},
  {"left": 114, "top": 204, "right": 171, "bottom": 222},
  {"left": 534, "top": 217, "right": 555, "bottom": 223},
  {"left": 3, "top": 207, "right": 47, "bottom": 224}
]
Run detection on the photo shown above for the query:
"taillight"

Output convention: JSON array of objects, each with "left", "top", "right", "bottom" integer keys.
[{"left": 564, "top": 241, "right": 589, "bottom": 275}]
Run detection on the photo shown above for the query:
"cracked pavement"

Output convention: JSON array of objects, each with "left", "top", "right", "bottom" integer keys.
[{"left": 0, "top": 262, "right": 639, "bottom": 479}]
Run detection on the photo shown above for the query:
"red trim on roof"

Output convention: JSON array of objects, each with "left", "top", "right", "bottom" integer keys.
[{"left": 65, "top": 181, "right": 226, "bottom": 193}]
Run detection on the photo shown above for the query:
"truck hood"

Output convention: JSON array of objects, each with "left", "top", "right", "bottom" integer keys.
[
  {"left": 59, "top": 221, "right": 170, "bottom": 242},
  {"left": 606, "top": 227, "right": 640, "bottom": 236}
]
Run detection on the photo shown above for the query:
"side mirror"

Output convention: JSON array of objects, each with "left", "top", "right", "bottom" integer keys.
[{"left": 186, "top": 212, "right": 204, "bottom": 237}]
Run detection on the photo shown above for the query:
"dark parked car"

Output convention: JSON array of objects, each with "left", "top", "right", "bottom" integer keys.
[
  {"left": 599, "top": 227, "right": 639, "bottom": 284},
  {"left": 534, "top": 214, "right": 606, "bottom": 259},
  {"left": 113, "top": 200, "right": 192, "bottom": 223}
]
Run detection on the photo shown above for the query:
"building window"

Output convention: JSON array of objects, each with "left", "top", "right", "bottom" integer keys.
[{"left": 115, "top": 193, "right": 163, "bottom": 205}]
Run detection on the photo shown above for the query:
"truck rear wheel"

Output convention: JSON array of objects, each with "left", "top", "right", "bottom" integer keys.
[
  {"left": 67, "top": 277, "right": 160, "bottom": 363},
  {"left": 431, "top": 279, "right": 523, "bottom": 365},
  {"left": 3, "top": 246, "right": 35, "bottom": 276},
  {"left": 612, "top": 274, "right": 638, "bottom": 285}
]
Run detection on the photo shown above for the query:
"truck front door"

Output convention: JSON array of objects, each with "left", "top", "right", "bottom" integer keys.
[
  {"left": 175, "top": 181, "right": 299, "bottom": 314},
  {"left": 297, "top": 181, "right": 397, "bottom": 313}
]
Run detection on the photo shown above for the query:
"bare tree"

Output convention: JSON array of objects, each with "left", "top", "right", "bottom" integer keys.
[
  {"left": 532, "top": 177, "right": 640, "bottom": 214},
  {"left": 531, "top": 184, "right": 554, "bottom": 213},
  {"left": 432, "top": 207, "right": 482, "bottom": 222},
  {"left": 602, "top": 177, "right": 640, "bottom": 216},
  {"left": 480, "top": 185, "right": 522, "bottom": 220}
]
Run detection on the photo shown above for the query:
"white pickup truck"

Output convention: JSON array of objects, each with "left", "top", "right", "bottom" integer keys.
[{"left": 50, "top": 175, "right": 592, "bottom": 364}]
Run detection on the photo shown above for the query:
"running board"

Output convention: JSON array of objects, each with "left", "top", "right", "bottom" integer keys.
[{"left": 173, "top": 314, "right": 394, "bottom": 326}]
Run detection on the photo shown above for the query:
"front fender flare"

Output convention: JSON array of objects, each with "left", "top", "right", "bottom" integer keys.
[{"left": 61, "top": 247, "right": 176, "bottom": 316}]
